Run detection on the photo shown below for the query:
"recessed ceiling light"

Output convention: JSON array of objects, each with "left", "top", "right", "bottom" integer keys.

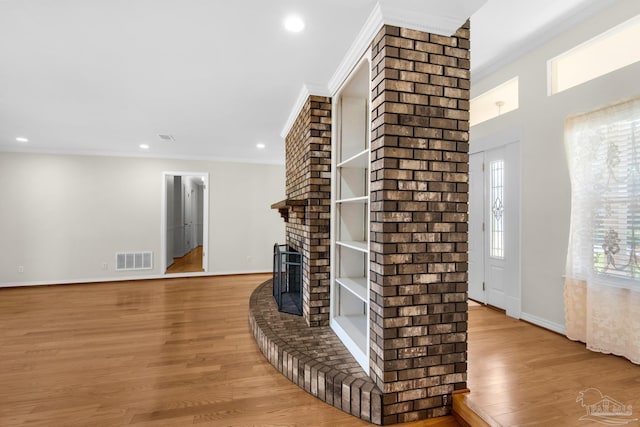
[
  {"left": 256, "top": 143, "right": 266, "bottom": 149},
  {"left": 284, "top": 15, "right": 305, "bottom": 33},
  {"left": 16, "top": 137, "right": 28, "bottom": 143},
  {"left": 139, "top": 144, "right": 150, "bottom": 150}
]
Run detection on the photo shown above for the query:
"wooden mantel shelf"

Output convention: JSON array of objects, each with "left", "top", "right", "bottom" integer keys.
[{"left": 271, "top": 199, "right": 306, "bottom": 223}]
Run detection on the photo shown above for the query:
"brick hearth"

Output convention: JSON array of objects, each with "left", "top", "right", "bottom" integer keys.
[{"left": 249, "top": 280, "right": 383, "bottom": 424}]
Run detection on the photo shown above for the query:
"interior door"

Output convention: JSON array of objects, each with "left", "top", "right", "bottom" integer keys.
[
  {"left": 197, "top": 183, "right": 206, "bottom": 269},
  {"left": 163, "top": 173, "right": 209, "bottom": 274},
  {"left": 485, "top": 147, "right": 506, "bottom": 309},
  {"left": 468, "top": 152, "right": 485, "bottom": 303},
  {"left": 183, "top": 185, "right": 193, "bottom": 253}
]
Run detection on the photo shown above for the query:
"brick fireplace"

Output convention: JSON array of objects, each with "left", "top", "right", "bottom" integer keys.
[
  {"left": 253, "top": 6, "right": 475, "bottom": 424},
  {"left": 275, "top": 95, "right": 332, "bottom": 327}
]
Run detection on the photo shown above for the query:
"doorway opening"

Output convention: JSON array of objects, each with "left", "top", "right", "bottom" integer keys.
[
  {"left": 161, "top": 172, "right": 209, "bottom": 275},
  {"left": 468, "top": 142, "right": 521, "bottom": 318}
]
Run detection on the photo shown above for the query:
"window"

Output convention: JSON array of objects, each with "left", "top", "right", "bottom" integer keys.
[
  {"left": 470, "top": 77, "right": 519, "bottom": 126},
  {"left": 565, "top": 98, "right": 640, "bottom": 285},
  {"left": 549, "top": 15, "right": 640, "bottom": 95},
  {"left": 490, "top": 160, "right": 504, "bottom": 259}
]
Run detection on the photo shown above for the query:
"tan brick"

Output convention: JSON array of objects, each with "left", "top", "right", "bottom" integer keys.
[
  {"left": 400, "top": 28, "right": 430, "bottom": 42},
  {"left": 398, "top": 388, "right": 427, "bottom": 402},
  {"left": 399, "top": 48, "right": 428, "bottom": 62},
  {"left": 399, "top": 71, "right": 429, "bottom": 83},
  {"left": 369, "top": 23, "right": 469, "bottom": 423}
]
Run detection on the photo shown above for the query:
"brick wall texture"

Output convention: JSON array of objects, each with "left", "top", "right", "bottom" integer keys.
[
  {"left": 368, "top": 23, "right": 471, "bottom": 424},
  {"left": 285, "top": 96, "right": 332, "bottom": 327},
  {"left": 280, "top": 22, "right": 470, "bottom": 425}
]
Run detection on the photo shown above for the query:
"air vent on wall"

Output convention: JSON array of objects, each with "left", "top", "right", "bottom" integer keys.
[
  {"left": 158, "top": 134, "right": 175, "bottom": 142},
  {"left": 116, "top": 251, "right": 153, "bottom": 271}
]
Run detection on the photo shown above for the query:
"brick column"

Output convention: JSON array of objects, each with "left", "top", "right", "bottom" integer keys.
[
  {"left": 368, "top": 23, "right": 470, "bottom": 424},
  {"left": 285, "top": 95, "right": 332, "bottom": 327}
]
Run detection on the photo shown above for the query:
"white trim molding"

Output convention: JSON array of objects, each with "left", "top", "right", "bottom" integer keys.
[
  {"left": 328, "top": 3, "right": 385, "bottom": 96},
  {"left": 0, "top": 270, "right": 270, "bottom": 289},
  {"left": 160, "top": 171, "right": 210, "bottom": 277},
  {"left": 0, "top": 145, "right": 286, "bottom": 166},
  {"left": 329, "top": 0, "right": 487, "bottom": 96},
  {"left": 284, "top": 0, "right": 488, "bottom": 137},
  {"left": 280, "top": 83, "right": 331, "bottom": 139},
  {"left": 469, "top": 126, "right": 522, "bottom": 154},
  {"left": 471, "top": 0, "right": 619, "bottom": 83},
  {"left": 378, "top": 0, "right": 475, "bottom": 38},
  {"left": 520, "top": 312, "right": 567, "bottom": 335}
]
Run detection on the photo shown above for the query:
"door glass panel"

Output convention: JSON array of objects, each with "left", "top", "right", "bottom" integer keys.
[{"left": 490, "top": 160, "right": 505, "bottom": 259}]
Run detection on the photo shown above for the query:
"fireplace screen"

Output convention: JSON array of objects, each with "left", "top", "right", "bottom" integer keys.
[{"left": 272, "top": 244, "right": 303, "bottom": 316}]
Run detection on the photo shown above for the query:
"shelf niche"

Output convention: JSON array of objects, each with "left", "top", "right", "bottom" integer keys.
[{"left": 330, "top": 56, "right": 371, "bottom": 373}]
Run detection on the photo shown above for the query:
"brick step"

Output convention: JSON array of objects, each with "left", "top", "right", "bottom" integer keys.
[
  {"left": 249, "top": 279, "right": 384, "bottom": 424},
  {"left": 452, "top": 391, "right": 498, "bottom": 427}
]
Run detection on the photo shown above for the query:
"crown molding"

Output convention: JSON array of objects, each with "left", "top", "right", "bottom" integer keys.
[
  {"left": 327, "top": 3, "right": 385, "bottom": 96},
  {"left": 471, "top": 0, "right": 619, "bottom": 83},
  {"left": 0, "top": 145, "right": 286, "bottom": 165},
  {"left": 280, "top": 83, "right": 330, "bottom": 139},
  {"left": 376, "top": 0, "right": 487, "bottom": 36},
  {"left": 380, "top": 4, "right": 461, "bottom": 38},
  {"left": 287, "top": 0, "right": 488, "bottom": 132},
  {"left": 327, "top": 0, "right": 486, "bottom": 96}
]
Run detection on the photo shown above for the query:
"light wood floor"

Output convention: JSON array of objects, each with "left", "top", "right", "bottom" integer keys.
[
  {"left": 0, "top": 275, "right": 459, "bottom": 427},
  {"left": 467, "top": 304, "right": 640, "bottom": 426},
  {"left": 3, "top": 275, "right": 638, "bottom": 426},
  {"left": 165, "top": 246, "right": 203, "bottom": 274}
]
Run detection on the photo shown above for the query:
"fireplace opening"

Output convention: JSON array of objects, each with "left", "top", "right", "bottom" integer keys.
[{"left": 272, "top": 244, "right": 303, "bottom": 316}]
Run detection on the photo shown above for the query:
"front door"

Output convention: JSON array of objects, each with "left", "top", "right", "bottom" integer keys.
[
  {"left": 484, "top": 147, "right": 506, "bottom": 309},
  {"left": 469, "top": 144, "right": 520, "bottom": 313},
  {"left": 468, "top": 152, "right": 485, "bottom": 303}
]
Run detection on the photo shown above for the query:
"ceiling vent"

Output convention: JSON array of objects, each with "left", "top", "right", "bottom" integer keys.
[{"left": 158, "top": 134, "right": 175, "bottom": 142}]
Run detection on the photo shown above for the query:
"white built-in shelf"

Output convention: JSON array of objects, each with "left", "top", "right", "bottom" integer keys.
[
  {"left": 338, "top": 149, "right": 369, "bottom": 169},
  {"left": 331, "top": 55, "right": 371, "bottom": 373},
  {"left": 336, "top": 240, "right": 368, "bottom": 253},
  {"left": 333, "top": 314, "right": 367, "bottom": 354},
  {"left": 336, "top": 195, "right": 369, "bottom": 204},
  {"left": 336, "top": 277, "right": 367, "bottom": 302}
]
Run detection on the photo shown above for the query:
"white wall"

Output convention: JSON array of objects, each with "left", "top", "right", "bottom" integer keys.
[
  {"left": 470, "top": 0, "right": 640, "bottom": 331},
  {"left": 0, "top": 152, "right": 285, "bottom": 285}
]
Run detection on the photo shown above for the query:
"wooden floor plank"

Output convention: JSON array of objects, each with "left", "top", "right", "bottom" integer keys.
[
  {"left": 0, "top": 275, "right": 458, "bottom": 426},
  {"left": 10, "top": 276, "right": 638, "bottom": 425},
  {"left": 165, "top": 246, "right": 204, "bottom": 274},
  {"left": 466, "top": 305, "right": 640, "bottom": 426}
]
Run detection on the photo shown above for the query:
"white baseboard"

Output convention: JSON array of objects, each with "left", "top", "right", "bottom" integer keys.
[
  {"left": 505, "top": 296, "right": 521, "bottom": 319},
  {"left": 0, "top": 270, "right": 270, "bottom": 288},
  {"left": 520, "top": 312, "right": 566, "bottom": 335}
]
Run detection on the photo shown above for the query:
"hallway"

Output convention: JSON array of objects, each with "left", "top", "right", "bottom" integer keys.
[{"left": 165, "top": 246, "right": 204, "bottom": 274}]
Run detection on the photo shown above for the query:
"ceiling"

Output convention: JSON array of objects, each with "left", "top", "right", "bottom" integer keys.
[{"left": 0, "top": 0, "right": 610, "bottom": 164}]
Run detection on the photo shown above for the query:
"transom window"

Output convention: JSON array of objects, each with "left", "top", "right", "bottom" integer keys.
[{"left": 549, "top": 15, "right": 640, "bottom": 95}]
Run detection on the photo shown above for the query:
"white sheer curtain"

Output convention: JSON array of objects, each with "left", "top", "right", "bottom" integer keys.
[{"left": 564, "top": 97, "right": 640, "bottom": 364}]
